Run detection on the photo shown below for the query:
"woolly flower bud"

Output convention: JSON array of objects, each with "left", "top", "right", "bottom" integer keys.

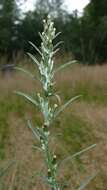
[
  {"left": 49, "top": 39, "right": 52, "bottom": 43},
  {"left": 43, "top": 19, "right": 46, "bottom": 23},
  {"left": 53, "top": 155, "right": 57, "bottom": 164},
  {"left": 46, "top": 36, "right": 49, "bottom": 41},
  {"left": 50, "top": 22, "right": 54, "bottom": 28},
  {"left": 42, "top": 124, "right": 50, "bottom": 136},
  {"left": 47, "top": 14, "right": 51, "bottom": 20},
  {"left": 48, "top": 169, "right": 51, "bottom": 178},
  {"left": 54, "top": 104, "right": 58, "bottom": 109},
  {"left": 52, "top": 155, "right": 57, "bottom": 170}
]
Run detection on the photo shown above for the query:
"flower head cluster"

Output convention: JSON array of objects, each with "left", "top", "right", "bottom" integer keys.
[{"left": 39, "top": 15, "right": 56, "bottom": 94}]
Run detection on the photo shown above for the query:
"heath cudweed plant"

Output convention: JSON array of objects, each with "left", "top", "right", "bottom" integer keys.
[{"left": 15, "top": 15, "right": 98, "bottom": 190}]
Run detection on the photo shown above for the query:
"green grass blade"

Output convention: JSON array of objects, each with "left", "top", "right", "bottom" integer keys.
[
  {"left": 54, "top": 95, "right": 82, "bottom": 119},
  {"left": 54, "top": 60, "right": 78, "bottom": 74},
  {"left": 14, "top": 91, "right": 38, "bottom": 106},
  {"left": 76, "top": 171, "right": 98, "bottom": 190}
]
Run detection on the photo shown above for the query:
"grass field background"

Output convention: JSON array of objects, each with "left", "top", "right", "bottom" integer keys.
[{"left": 0, "top": 57, "right": 107, "bottom": 189}]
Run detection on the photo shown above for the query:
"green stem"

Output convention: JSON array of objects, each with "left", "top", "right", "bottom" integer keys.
[
  {"left": 39, "top": 16, "right": 60, "bottom": 190},
  {"left": 44, "top": 136, "right": 59, "bottom": 190}
]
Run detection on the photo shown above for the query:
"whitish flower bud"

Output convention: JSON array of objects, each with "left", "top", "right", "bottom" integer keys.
[
  {"left": 42, "top": 124, "right": 48, "bottom": 131},
  {"left": 43, "top": 19, "right": 46, "bottom": 23},
  {"left": 47, "top": 15, "right": 51, "bottom": 20},
  {"left": 40, "top": 135, "right": 43, "bottom": 142},
  {"left": 42, "top": 124, "right": 50, "bottom": 136},
  {"left": 54, "top": 104, "right": 58, "bottom": 109},
  {"left": 49, "top": 39, "right": 52, "bottom": 43},
  {"left": 52, "top": 154, "right": 57, "bottom": 165},
  {"left": 40, "top": 136, "right": 45, "bottom": 150},
  {"left": 50, "top": 22, "right": 54, "bottom": 27},
  {"left": 48, "top": 169, "right": 51, "bottom": 178}
]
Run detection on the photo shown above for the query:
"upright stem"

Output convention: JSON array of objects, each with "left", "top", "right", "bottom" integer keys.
[
  {"left": 38, "top": 16, "right": 60, "bottom": 190},
  {"left": 44, "top": 135, "right": 59, "bottom": 190}
]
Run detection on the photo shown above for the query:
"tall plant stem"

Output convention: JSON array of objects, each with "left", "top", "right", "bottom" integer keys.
[{"left": 37, "top": 16, "right": 60, "bottom": 189}]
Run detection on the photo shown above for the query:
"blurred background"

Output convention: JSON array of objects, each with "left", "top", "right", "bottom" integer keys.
[{"left": 0, "top": 0, "right": 107, "bottom": 65}]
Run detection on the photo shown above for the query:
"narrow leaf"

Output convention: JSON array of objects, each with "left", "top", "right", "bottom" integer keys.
[
  {"left": 29, "top": 41, "right": 42, "bottom": 56},
  {"left": 32, "top": 145, "right": 42, "bottom": 151},
  {"left": 76, "top": 171, "right": 98, "bottom": 190},
  {"left": 54, "top": 41, "right": 64, "bottom": 50},
  {"left": 27, "top": 120, "right": 40, "bottom": 140},
  {"left": 54, "top": 93, "right": 61, "bottom": 105},
  {"left": 54, "top": 32, "right": 61, "bottom": 39},
  {"left": 15, "top": 67, "right": 35, "bottom": 79},
  {"left": 58, "top": 144, "right": 96, "bottom": 169},
  {"left": 14, "top": 91, "right": 38, "bottom": 107},
  {"left": 39, "top": 32, "right": 45, "bottom": 42},
  {"left": 27, "top": 52, "right": 40, "bottom": 66},
  {"left": 54, "top": 60, "right": 78, "bottom": 74},
  {"left": 53, "top": 48, "right": 60, "bottom": 55},
  {"left": 27, "top": 120, "right": 45, "bottom": 140},
  {"left": 54, "top": 95, "right": 82, "bottom": 118}
]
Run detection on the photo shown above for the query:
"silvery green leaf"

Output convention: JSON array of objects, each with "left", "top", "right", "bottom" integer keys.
[
  {"left": 54, "top": 41, "right": 64, "bottom": 50},
  {"left": 32, "top": 145, "right": 42, "bottom": 151},
  {"left": 39, "top": 32, "right": 45, "bottom": 42},
  {"left": 58, "top": 144, "right": 96, "bottom": 169},
  {"left": 27, "top": 120, "right": 45, "bottom": 140},
  {"left": 48, "top": 93, "right": 61, "bottom": 105},
  {"left": 14, "top": 67, "right": 35, "bottom": 79},
  {"left": 54, "top": 94, "right": 61, "bottom": 104},
  {"left": 54, "top": 95, "right": 82, "bottom": 118},
  {"left": 49, "top": 60, "right": 54, "bottom": 73},
  {"left": 53, "top": 48, "right": 60, "bottom": 55},
  {"left": 54, "top": 32, "right": 61, "bottom": 39},
  {"left": 76, "top": 171, "right": 98, "bottom": 190},
  {"left": 36, "top": 127, "right": 45, "bottom": 138},
  {"left": 14, "top": 91, "right": 38, "bottom": 106},
  {"left": 27, "top": 52, "right": 40, "bottom": 66},
  {"left": 27, "top": 120, "right": 40, "bottom": 140},
  {"left": 54, "top": 60, "right": 78, "bottom": 74},
  {"left": 29, "top": 41, "right": 42, "bottom": 56}
]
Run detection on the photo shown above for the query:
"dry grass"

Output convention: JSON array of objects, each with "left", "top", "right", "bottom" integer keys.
[{"left": 0, "top": 62, "right": 107, "bottom": 189}]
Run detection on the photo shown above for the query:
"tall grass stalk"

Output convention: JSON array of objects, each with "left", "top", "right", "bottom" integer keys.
[{"left": 15, "top": 15, "right": 97, "bottom": 190}]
